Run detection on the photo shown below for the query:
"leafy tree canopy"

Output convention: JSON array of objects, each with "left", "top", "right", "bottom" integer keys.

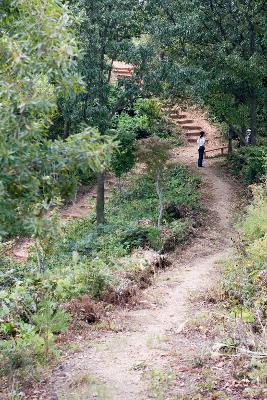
[
  {"left": 144, "top": 0, "right": 267, "bottom": 141},
  {"left": 0, "top": 0, "right": 115, "bottom": 236}
]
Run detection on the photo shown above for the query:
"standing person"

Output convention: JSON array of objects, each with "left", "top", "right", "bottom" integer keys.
[
  {"left": 197, "top": 131, "right": 205, "bottom": 167},
  {"left": 245, "top": 129, "right": 252, "bottom": 145}
]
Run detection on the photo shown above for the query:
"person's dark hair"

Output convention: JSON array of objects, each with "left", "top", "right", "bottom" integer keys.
[{"left": 200, "top": 131, "right": 205, "bottom": 138}]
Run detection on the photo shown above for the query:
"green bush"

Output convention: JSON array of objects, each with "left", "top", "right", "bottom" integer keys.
[
  {"left": 110, "top": 97, "right": 170, "bottom": 178},
  {"left": 0, "top": 130, "right": 113, "bottom": 237},
  {"left": 134, "top": 97, "right": 165, "bottom": 138},
  {"left": 110, "top": 114, "right": 139, "bottom": 177},
  {"left": 0, "top": 163, "right": 201, "bottom": 380},
  {"left": 119, "top": 225, "right": 161, "bottom": 251},
  {"left": 229, "top": 146, "right": 267, "bottom": 184},
  {"left": 223, "top": 182, "right": 267, "bottom": 320},
  {"left": 134, "top": 97, "right": 163, "bottom": 122},
  {"left": 0, "top": 297, "right": 70, "bottom": 376}
]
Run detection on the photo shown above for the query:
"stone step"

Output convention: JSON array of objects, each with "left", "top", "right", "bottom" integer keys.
[
  {"left": 170, "top": 114, "right": 180, "bottom": 119},
  {"left": 185, "top": 131, "right": 200, "bottom": 137},
  {"left": 115, "top": 70, "right": 132, "bottom": 74},
  {"left": 181, "top": 125, "right": 202, "bottom": 130},
  {"left": 116, "top": 73, "right": 132, "bottom": 78},
  {"left": 114, "top": 70, "right": 132, "bottom": 74},
  {"left": 177, "top": 119, "right": 194, "bottom": 124},
  {"left": 177, "top": 114, "right": 187, "bottom": 119},
  {"left": 113, "top": 68, "right": 132, "bottom": 72},
  {"left": 188, "top": 139, "right": 197, "bottom": 143}
]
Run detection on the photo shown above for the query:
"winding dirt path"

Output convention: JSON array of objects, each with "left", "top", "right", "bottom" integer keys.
[{"left": 39, "top": 111, "right": 238, "bottom": 400}]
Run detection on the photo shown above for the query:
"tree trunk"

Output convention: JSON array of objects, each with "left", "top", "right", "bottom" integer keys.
[
  {"left": 108, "top": 59, "right": 114, "bottom": 83},
  {"left": 95, "top": 44, "right": 108, "bottom": 226},
  {"left": 63, "top": 119, "right": 70, "bottom": 139},
  {"left": 96, "top": 173, "right": 105, "bottom": 225},
  {"left": 250, "top": 89, "right": 257, "bottom": 145},
  {"left": 155, "top": 171, "right": 163, "bottom": 228},
  {"left": 35, "top": 240, "right": 45, "bottom": 274},
  {"left": 248, "top": 19, "right": 257, "bottom": 145}
]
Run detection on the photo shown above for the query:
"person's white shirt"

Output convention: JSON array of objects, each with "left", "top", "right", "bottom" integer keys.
[{"left": 197, "top": 137, "right": 205, "bottom": 149}]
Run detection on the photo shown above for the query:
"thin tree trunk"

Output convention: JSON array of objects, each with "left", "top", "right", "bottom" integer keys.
[
  {"left": 155, "top": 171, "right": 163, "bottom": 228},
  {"left": 108, "top": 59, "right": 114, "bottom": 83},
  {"left": 63, "top": 119, "right": 70, "bottom": 139},
  {"left": 96, "top": 43, "right": 108, "bottom": 226},
  {"left": 250, "top": 89, "right": 257, "bottom": 145},
  {"left": 96, "top": 173, "right": 105, "bottom": 225},
  {"left": 248, "top": 19, "right": 257, "bottom": 144}
]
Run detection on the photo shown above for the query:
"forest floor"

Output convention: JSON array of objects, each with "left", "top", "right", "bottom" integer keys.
[{"left": 20, "top": 109, "right": 255, "bottom": 400}]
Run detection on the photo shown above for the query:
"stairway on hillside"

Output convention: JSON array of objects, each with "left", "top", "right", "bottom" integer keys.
[
  {"left": 112, "top": 67, "right": 133, "bottom": 78},
  {"left": 111, "top": 62, "right": 133, "bottom": 82},
  {"left": 168, "top": 107, "right": 208, "bottom": 145}
]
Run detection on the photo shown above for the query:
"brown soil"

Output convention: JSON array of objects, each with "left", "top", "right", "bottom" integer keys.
[{"left": 17, "top": 107, "right": 245, "bottom": 400}]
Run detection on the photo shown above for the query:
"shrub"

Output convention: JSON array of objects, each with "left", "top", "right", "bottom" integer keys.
[
  {"left": 134, "top": 97, "right": 163, "bottom": 122},
  {"left": 229, "top": 146, "right": 267, "bottom": 184},
  {"left": 223, "top": 181, "right": 267, "bottom": 319},
  {"left": 0, "top": 130, "right": 114, "bottom": 237},
  {"left": 0, "top": 163, "right": 201, "bottom": 382},
  {"left": 134, "top": 98, "right": 165, "bottom": 138},
  {"left": 110, "top": 114, "right": 138, "bottom": 177},
  {"left": 0, "top": 298, "right": 70, "bottom": 376},
  {"left": 119, "top": 225, "right": 161, "bottom": 251},
  {"left": 136, "top": 137, "right": 172, "bottom": 227}
]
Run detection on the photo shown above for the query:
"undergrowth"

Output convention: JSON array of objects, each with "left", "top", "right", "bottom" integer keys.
[
  {"left": 224, "top": 181, "right": 267, "bottom": 322},
  {"left": 0, "top": 164, "right": 201, "bottom": 386},
  {"left": 229, "top": 146, "right": 267, "bottom": 184},
  {"left": 221, "top": 180, "right": 267, "bottom": 396}
]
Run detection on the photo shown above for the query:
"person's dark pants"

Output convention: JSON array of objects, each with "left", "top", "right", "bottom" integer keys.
[{"left": 198, "top": 146, "right": 204, "bottom": 167}]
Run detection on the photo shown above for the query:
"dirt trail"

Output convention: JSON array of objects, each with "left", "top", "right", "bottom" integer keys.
[{"left": 40, "top": 111, "right": 237, "bottom": 400}]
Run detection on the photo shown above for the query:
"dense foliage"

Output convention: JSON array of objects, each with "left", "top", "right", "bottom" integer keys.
[
  {"left": 1, "top": 0, "right": 266, "bottom": 395},
  {"left": 0, "top": 164, "right": 200, "bottom": 378},
  {"left": 224, "top": 181, "right": 267, "bottom": 323},
  {"left": 110, "top": 98, "right": 172, "bottom": 178},
  {"left": 53, "top": 0, "right": 149, "bottom": 223},
  {"left": 0, "top": 0, "right": 115, "bottom": 237},
  {"left": 229, "top": 145, "right": 267, "bottom": 184},
  {"left": 144, "top": 0, "right": 267, "bottom": 142}
]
